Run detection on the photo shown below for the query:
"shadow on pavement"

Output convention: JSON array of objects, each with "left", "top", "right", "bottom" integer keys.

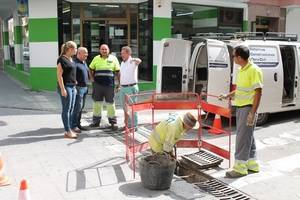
[
  {"left": 0, "top": 128, "right": 65, "bottom": 146},
  {"left": 66, "top": 156, "right": 130, "bottom": 192}
]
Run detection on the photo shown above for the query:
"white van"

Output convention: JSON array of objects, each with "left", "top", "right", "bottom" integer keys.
[{"left": 156, "top": 33, "right": 300, "bottom": 125}]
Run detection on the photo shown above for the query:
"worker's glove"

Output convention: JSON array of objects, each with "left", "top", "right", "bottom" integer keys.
[
  {"left": 218, "top": 94, "right": 227, "bottom": 101},
  {"left": 246, "top": 112, "right": 256, "bottom": 126}
]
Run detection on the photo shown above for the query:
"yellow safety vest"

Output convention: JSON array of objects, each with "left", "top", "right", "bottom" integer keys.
[
  {"left": 234, "top": 62, "right": 263, "bottom": 106},
  {"left": 89, "top": 54, "right": 120, "bottom": 86},
  {"left": 149, "top": 114, "right": 185, "bottom": 153}
]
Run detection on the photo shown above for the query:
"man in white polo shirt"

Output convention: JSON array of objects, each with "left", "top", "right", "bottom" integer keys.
[{"left": 119, "top": 46, "right": 142, "bottom": 129}]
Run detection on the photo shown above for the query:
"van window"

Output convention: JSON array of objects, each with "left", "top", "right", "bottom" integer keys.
[
  {"left": 208, "top": 46, "right": 228, "bottom": 67},
  {"left": 249, "top": 46, "right": 279, "bottom": 68}
]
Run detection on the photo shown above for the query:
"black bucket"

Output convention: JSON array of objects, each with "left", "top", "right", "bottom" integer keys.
[{"left": 139, "top": 153, "right": 176, "bottom": 190}]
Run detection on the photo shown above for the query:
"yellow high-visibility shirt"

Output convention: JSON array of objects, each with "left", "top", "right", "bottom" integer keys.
[
  {"left": 89, "top": 54, "right": 120, "bottom": 86},
  {"left": 149, "top": 114, "right": 185, "bottom": 153},
  {"left": 234, "top": 62, "right": 263, "bottom": 106}
]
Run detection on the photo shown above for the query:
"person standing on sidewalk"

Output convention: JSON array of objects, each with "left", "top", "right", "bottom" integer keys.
[
  {"left": 219, "top": 45, "right": 263, "bottom": 178},
  {"left": 89, "top": 44, "right": 120, "bottom": 130},
  {"left": 71, "top": 47, "right": 89, "bottom": 132},
  {"left": 119, "top": 46, "right": 141, "bottom": 129},
  {"left": 57, "top": 41, "right": 78, "bottom": 139}
]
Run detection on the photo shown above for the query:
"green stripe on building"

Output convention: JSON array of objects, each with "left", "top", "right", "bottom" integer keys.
[
  {"left": 153, "top": 18, "right": 171, "bottom": 41},
  {"left": 193, "top": 9, "right": 218, "bottom": 20},
  {"left": 30, "top": 68, "right": 57, "bottom": 91},
  {"left": 14, "top": 26, "right": 23, "bottom": 44},
  {"left": 29, "top": 18, "right": 58, "bottom": 42},
  {"left": 16, "top": 63, "right": 23, "bottom": 71},
  {"left": 3, "top": 31, "right": 9, "bottom": 45},
  {"left": 243, "top": 20, "right": 248, "bottom": 31}
]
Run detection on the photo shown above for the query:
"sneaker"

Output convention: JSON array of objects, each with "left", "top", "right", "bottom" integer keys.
[
  {"left": 64, "top": 131, "right": 77, "bottom": 139},
  {"left": 78, "top": 125, "right": 88, "bottom": 131},
  {"left": 225, "top": 170, "right": 247, "bottom": 178},
  {"left": 72, "top": 127, "right": 81, "bottom": 133}
]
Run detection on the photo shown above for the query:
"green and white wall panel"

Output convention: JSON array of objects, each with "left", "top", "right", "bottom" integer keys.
[
  {"left": 150, "top": 0, "right": 172, "bottom": 90},
  {"left": 28, "top": 0, "right": 58, "bottom": 91}
]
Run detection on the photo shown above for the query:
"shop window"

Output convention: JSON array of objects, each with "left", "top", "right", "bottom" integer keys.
[
  {"left": 8, "top": 18, "right": 15, "bottom": 66},
  {"left": 58, "top": 0, "right": 72, "bottom": 52},
  {"left": 83, "top": 4, "right": 127, "bottom": 18},
  {"left": 172, "top": 3, "right": 243, "bottom": 38},
  {"left": 58, "top": 1, "right": 153, "bottom": 81}
]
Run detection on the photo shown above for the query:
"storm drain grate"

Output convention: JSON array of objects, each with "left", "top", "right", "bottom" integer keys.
[
  {"left": 181, "top": 150, "right": 223, "bottom": 169},
  {"left": 195, "top": 179, "right": 254, "bottom": 200}
]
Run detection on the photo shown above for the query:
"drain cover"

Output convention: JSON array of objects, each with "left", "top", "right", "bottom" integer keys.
[
  {"left": 181, "top": 150, "right": 223, "bottom": 169},
  {"left": 195, "top": 179, "right": 254, "bottom": 200}
]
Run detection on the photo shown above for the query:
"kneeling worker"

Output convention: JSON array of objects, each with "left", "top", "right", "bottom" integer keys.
[{"left": 149, "top": 112, "right": 197, "bottom": 157}]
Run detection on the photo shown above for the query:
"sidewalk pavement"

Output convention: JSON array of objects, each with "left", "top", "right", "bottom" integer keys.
[{"left": 0, "top": 71, "right": 216, "bottom": 200}]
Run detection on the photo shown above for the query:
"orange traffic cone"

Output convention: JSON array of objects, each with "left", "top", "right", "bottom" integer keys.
[
  {"left": 0, "top": 153, "right": 10, "bottom": 187},
  {"left": 19, "top": 179, "right": 31, "bottom": 200},
  {"left": 208, "top": 114, "right": 223, "bottom": 135}
]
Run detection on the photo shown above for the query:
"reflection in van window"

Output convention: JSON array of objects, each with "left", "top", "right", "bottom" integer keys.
[{"left": 208, "top": 46, "right": 227, "bottom": 63}]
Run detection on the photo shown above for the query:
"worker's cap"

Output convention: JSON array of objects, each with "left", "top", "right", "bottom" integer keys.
[{"left": 183, "top": 112, "right": 197, "bottom": 128}]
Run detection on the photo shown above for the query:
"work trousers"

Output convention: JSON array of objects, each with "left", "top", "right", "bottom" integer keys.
[{"left": 235, "top": 106, "right": 257, "bottom": 162}]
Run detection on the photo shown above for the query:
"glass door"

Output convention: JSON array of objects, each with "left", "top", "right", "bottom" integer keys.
[
  {"left": 106, "top": 20, "right": 128, "bottom": 59},
  {"left": 82, "top": 20, "right": 128, "bottom": 64}
]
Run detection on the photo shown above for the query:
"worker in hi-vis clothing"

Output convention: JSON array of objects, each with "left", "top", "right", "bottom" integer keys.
[
  {"left": 89, "top": 44, "right": 120, "bottom": 130},
  {"left": 149, "top": 112, "right": 197, "bottom": 157},
  {"left": 219, "top": 45, "right": 263, "bottom": 178}
]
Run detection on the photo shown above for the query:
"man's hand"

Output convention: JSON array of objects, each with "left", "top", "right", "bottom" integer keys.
[
  {"left": 246, "top": 112, "right": 256, "bottom": 126},
  {"left": 218, "top": 93, "right": 228, "bottom": 101},
  {"left": 115, "top": 85, "right": 120, "bottom": 93}
]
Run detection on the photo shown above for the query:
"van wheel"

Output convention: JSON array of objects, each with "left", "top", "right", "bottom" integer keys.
[{"left": 256, "top": 113, "right": 269, "bottom": 126}]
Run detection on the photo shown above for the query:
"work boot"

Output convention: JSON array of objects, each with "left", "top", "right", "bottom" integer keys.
[
  {"left": 225, "top": 170, "right": 247, "bottom": 178},
  {"left": 111, "top": 124, "right": 118, "bottom": 131},
  {"left": 89, "top": 122, "right": 100, "bottom": 128},
  {"left": 247, "top": 159, "right": 260, "bottom": 173},
  {"left": 89, "top": 116, "right": 101, "bottom": 128},
  {"left": 226, "top": 161, "right": 248, "bottom": 178}
]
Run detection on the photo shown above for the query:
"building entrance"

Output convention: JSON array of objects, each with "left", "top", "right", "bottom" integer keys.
[{"left": 83, "top": 19, "right": 128, "bottom": 64}]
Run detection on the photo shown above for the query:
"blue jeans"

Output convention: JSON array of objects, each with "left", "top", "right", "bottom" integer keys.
[
  {"left": 58, "top": 85, "right": 77, "bottom": 132},
  {"left": 72, "top": 86, "right": 88, "bottom": 128}
]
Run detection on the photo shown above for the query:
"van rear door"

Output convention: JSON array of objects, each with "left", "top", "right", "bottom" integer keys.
[
  {"left": 206, "top": 39, "right": 231, "bottom": 107},
  {"left": 156, "top": 38, "right": 192, "bottom": 93}
]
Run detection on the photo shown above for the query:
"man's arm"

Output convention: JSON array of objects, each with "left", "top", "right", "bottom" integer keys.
[
  {"left": 88, "top": 69, "right": 95, "bottom": 82},
  {"left": 132, "top": 58, "right": 142, "bottom": 65},
  {"left": 251, "top": 88, "right": 262, "bottom": 114}
]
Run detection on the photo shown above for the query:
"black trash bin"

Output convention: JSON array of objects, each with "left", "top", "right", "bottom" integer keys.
[{"left": 139, "top": 153, "right": 176, "bottom": 190}]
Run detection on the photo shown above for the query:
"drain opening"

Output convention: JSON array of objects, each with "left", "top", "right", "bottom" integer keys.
[
  {"left": 195, "top": 179, "right": 253, "bottom": 200},
  {"left": 176, "top": 150, "right": 255, "bottom": 200}
]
